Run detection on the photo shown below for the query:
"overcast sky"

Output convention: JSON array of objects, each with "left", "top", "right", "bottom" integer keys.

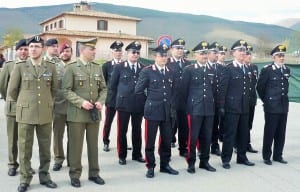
[{"left": 1, "top": 0, "right": 300, "bottom": 24}]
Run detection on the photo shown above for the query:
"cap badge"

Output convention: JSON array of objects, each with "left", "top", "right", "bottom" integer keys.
[
  {"left": 34, "top": 36, "right": 41, "bottom": 41},
  {"left": 279, "top": 45, "right": 285, "bottom": 52}
]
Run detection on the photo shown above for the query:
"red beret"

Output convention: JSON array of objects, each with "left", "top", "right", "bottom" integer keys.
[{"left": 60, "top": 43, "right": 71, "bottom": 53}]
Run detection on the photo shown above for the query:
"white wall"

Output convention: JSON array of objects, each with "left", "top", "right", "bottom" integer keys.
[{"left": 64, "top": 15, "right": 137, "bottom": 35}]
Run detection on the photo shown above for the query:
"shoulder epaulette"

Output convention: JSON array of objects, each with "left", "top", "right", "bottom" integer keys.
[
  {"left": 227, "top": 62, "right": 234, "bottom": 67},
  {"left": 91, "top": 61, "right": 100, "bottom": 65},
  {"left": 45, "top": 60, "right": 55, "bottom": 64},
  {"left": 144, "top": 65, "right": 152, "bottom": 69},
  {"left": 68, "top": 61, "right": 77, "bottom": 65},
  {"left": 186, "top": 64, "right": 195, "bottom": 68},
  {"left": 263, "top": 64, "right": 272, "bottom": 68},
  {"left": 15, "top": 60, "right": 25, "bottom": 65}
]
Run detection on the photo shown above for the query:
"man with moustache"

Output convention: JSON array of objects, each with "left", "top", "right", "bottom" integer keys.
[
  {"left": 182, "top": 41, "right": 216, "bottom": 174},
  {"left": 135, "top": 43, "right": 179, "bottom": 178},
  {"left": 52, "top": 43, "right": 73, "bottom": 171},
  {"left": 102, "top": 40, "right": 124, "bottom": 152},
  {"left": 110, "top": 41, "right": 146, "bottom": 165},
  {"left": 167, "top": 38, "right": 190, "bottom": 156},
  {"left": 218, "top": 39, "right": 255, "bottom": 169},
  {"left": 257, "top": 45, "right": 290, "bottom": 165},
  {"left": 63, "top": 38, "right": 107, "bottom": 187},
  {"left": 0, "top": 39, "right": 35, "bottom": 177},
  {"left": 8, "top": 35, "right": 58, "bottom": 192}
]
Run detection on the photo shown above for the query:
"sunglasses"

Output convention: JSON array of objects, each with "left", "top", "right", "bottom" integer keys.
[
  {"left": 246, "top": 52, "right": 252, "bottom": 55},
  {"left": 131, "top": 50, "right": 140, "bottom": 55},
  {"left": 276, "top": 53, "right": 285, "bottom": 57}
]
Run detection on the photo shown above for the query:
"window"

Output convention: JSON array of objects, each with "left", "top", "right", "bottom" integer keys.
[
  {"left": 50, "top": 23, "right": 53, "bottom": 30},
  {"left": 54, "top": 22, "right": 57, "bottom": 28},
  {"left": 45, "top": 25, "right": 49, "bottom": 31},
  {"left": 97, "top": 20, "right": 108, "bottom": 31},
  {"left": 59, "top": 20, "right": 64, "bottom": 28}
]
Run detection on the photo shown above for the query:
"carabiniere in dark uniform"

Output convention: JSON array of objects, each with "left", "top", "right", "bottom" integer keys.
[
  {"left": 218, "top": 39, "right": 255, "bottom": 169},
  {"left": 206, "top": 42, "right": 224, "bottom": 156},
  {"left": 167, "top": 38, "right": 191, "bottom": 156},
  {"left": 135, "top": 43, "right": 179, "bottom": 178},
  {"left": 257, "top": 44, "right": 290, "bottom": 165},
  {"left": 109, "top": 41, "right": 146, "bottom": 165},
  {"left": 245, "top": 45, "right": 259, "bottom": 153},
  {"left": 102, "top": 40, "right": 124, "bottom": 152},
  {"left": 182, "top": 41, "right": 217, "bottom": 174}
]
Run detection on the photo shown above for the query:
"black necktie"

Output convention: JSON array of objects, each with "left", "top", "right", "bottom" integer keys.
[
  {"left": 131, "top": 64, "right": 135, "bottom": 74},
  {"left": 213, "top": 63, "right": 217, "bottom": 70},
  {"left": 241, "top": 64, "right": 245, "bottom": 74},
  {"left": 160, "top": 68, "right": 165, "bottom": 76},
  {"left": 178, "top": 61, "right": 182, "bottom": 69}
]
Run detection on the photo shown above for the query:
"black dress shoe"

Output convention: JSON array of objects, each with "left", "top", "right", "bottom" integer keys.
[
  {"left": 273, "top": 158, "right": 288, "bottom": 164},
  {"left": 264, "top": 159, "right": 272, "bottom": 165},
  {"left": 40, "top": 180, "right": 57, "bottom": 188},
  {"left": 146, "top": 168, "right": 154, "bottom": 178},
  {"left": 237, "top": 159, "right": 255, "bottom": 166},
  {"left": 132, "top": 157, "right": 146, "bottom": 163},
  {"left": 71, "top": 178, "right": 81, "bottom": 188},
  {"left": 247, "top": 145, "right": 258, "bottom": 153},
  {"left": 179, "top": 151, "right": 188, "bottom": 157},
  {"left": 53, "top": 163, "right": 62, "bottom": 171},
  {"left": 222, "top": 162, "right": 231, "bottom": 169},
  {"left": 89, "top": 175, "right": 105, "bottom": 185},
  {"left": 8, "top": 168, "right": 17, "bottom": 176},
  {"left": 103, "top": 144, "right": 110, "bottom": 152},
  {"left": 119, "top": 158, "right": 126, "bottom": 165},
  {"left": 160, "top": 165, "right": 179, "bottom": 175},
  {"left": 199, "top": 162, "right": 216, "bottom": 172},
  {"left": 29, "top": 168, "right": 35, "bottom": 175},
  {"left": 187, "top": 165, "right": 195, "bottom": 174},
  {"left": 18, "top": 183, "right": 29, "bottom": 192},
  {"left": 211, "top": 148, "right": 221, "bottom": 156},
  {"left": 171, "top": 142, "right": 176, "bottom": 148}
]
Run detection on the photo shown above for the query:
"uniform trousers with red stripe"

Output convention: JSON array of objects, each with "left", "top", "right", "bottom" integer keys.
[
  {"left": 144, "top": 119, "right": 172, "bottom": 168},
  {"left": 102, "top": 106, "right": 116, "bottom": 145},
  {"left": 186, "top": 115, "right": 214, "bottom": 165},
  {"left": 117, "top": 111, "right": 143, "bottom": 160}
]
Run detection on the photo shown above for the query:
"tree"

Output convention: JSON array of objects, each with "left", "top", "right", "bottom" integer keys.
[{"left": 2, "top": 28, "right": 24, "bottom": 47}]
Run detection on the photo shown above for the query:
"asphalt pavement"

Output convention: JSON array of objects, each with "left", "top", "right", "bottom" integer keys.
[{"left": 0, "top": 100, "right": 299, "bottom": 192}]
